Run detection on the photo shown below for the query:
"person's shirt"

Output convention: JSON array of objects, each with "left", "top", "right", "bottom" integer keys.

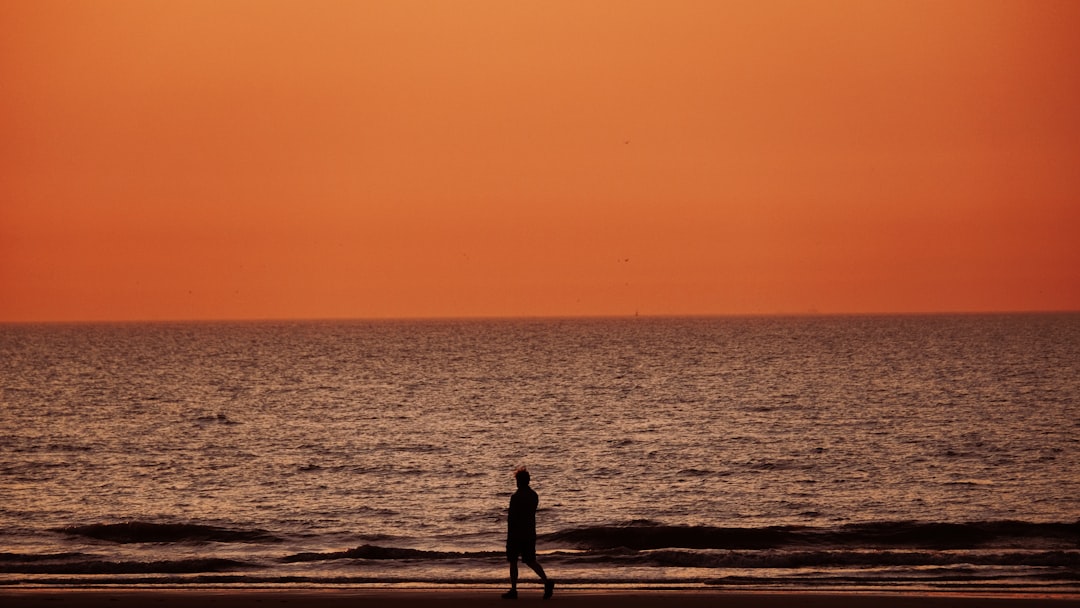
[{"left": 507, "top": 486, "right": 538, "bottom": 540}]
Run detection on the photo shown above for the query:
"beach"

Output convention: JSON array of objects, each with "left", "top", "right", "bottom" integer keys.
[{"left": 2, "top": 589, "right": 1079, "bottom": 608}]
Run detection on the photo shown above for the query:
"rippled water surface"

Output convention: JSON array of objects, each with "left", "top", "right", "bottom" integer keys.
[{"left": 2, "top": 314, "right": 1078, "bottom": 590}]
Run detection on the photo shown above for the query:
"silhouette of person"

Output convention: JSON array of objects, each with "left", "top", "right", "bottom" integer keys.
[{"left": 503, "top": 467, "right": 553, "bottom": 599}]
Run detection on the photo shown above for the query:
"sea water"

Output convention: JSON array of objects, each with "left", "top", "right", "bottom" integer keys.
[{"left": 1, "top": 314, "right": 1078, "bottom": 591}]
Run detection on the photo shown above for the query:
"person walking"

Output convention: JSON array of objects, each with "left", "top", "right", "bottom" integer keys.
[{"left": 503, "top": 467, "right": 553, "bottom": 599}]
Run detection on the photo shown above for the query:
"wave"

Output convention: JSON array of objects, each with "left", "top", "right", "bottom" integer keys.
[
  {"left": 0, "top": 552, "right": 89, "bottom": 563},
  {"left": 13, "top": 546, "right": 1075, "bottom": 574},
  {"left": 56, "top": 522, "right": 281, "bottom": 544},
  {"left": 49, "top": 519, "right": 1079, "bottom": 553},
  {"left": 0, "top": 557, "right": 253, "bottom": 574},
  {"left": 566, "top": 548, "right": 1080, "bottom": 570},
  {"left": 282, "top": 544, "right": 500, "bottom": 562},
  {"left": 279, "top": 543, "right": 1079, "bottom": 571},
  {"left": 17, "top": 520, "right": 1073, "bottom": 588},
  {"left": 544, "top": 520, "right": 1080, "bottom": 551}
]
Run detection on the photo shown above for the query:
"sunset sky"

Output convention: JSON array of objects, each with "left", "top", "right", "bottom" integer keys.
[{"left": 2, "top": 0, "right": 1078, "bottom": 322}]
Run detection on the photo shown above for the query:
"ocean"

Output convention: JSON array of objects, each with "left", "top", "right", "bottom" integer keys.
[{"left": 1, "top": 314, "right": 1078, "bottom": 592}]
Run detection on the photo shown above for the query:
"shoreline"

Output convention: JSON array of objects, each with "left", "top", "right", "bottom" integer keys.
[{"left": 1, "top": 588, "right": 1079, "bottom": 607}]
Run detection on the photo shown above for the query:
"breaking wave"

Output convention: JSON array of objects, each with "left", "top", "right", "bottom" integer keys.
[
  {"left": 570, "top": 548, "right": 1080, "bottom": 570},
  {"left": 282, "top": 544, "right": 500, "bottom": 562},
  {"left": 5, "top": 519, "right": 1072, "bottom": 587},
  {"left": 281, "top": 544, "right": 1080, "bottom": 570},
  {"left": 56, "top": 522, "right": 281, "bottom": 544},
  {"left": 545, "top": 520, "right": 1080, "bottom": 551},
  {"left": 0, "top": 556, "right": 253, "bottom": 574}
]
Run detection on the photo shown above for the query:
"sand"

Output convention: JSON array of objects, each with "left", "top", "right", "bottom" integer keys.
[{"left": 1, "top": 589, "right": 1078, "bottom": 608}]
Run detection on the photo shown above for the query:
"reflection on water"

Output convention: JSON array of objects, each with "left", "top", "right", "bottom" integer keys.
[{"left": 2, "top": 314, "right": 1078, "bottom": 589}]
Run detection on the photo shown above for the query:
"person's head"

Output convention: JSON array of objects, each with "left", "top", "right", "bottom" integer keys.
[{"left": 514, "top": 467, "right": 531, "bottom": 488}]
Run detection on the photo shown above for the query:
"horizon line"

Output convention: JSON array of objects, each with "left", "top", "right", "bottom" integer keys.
[{"left": 3, "top": 309, "right": 1078, "bottom": 326}]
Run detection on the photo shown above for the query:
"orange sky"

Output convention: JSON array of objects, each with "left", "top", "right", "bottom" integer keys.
[{"left": 2, "top": 0, "right": 1079, "bottom": 322}]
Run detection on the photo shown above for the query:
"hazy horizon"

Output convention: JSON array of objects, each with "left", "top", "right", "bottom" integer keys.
[{"left": 4, "top": 308, "right": 1079, "bottom": 326}]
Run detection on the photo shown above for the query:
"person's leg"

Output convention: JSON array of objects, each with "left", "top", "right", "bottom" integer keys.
[
  {"left": 523, "top": 558, "right": 546, "bottom": 581},
  {"left": 503, "top": 556, "right": 519, "bottom": 599},
  {"left": 524, "top": 559, "right": 554, "bottom": 599}
]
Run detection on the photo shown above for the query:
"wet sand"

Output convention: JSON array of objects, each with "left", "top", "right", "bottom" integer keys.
[{"left": 1, "top": 589, "right": 1078, "bottom": 608}]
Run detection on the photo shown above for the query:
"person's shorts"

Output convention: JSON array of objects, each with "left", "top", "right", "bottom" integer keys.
[{"left": 506, "top": 538, "right": 536, "bottom": 562}]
